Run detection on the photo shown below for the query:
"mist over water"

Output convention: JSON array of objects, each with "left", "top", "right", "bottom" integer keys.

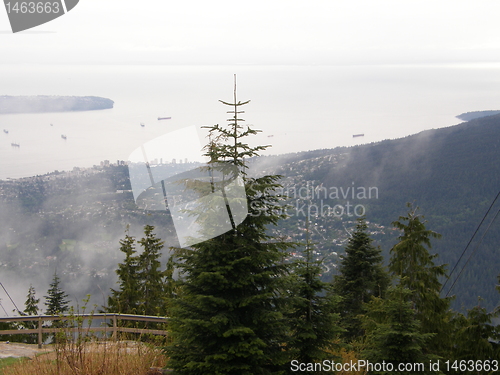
[{"left": 1, "top": 63, "right": 500, "bottom": 179}]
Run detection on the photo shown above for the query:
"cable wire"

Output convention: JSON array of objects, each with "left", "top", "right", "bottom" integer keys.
[
  {"left": 444, "top": 207, "right": 500, "bottom": 297},
  {"left": 0, "top": 282, "right": 22, "bottom": 315},
  {"left": 440, "top": 189, "right": 500, "bottom": 294},
  {"left": 0, "top": 300, "right": 8, "bottom": 316}
]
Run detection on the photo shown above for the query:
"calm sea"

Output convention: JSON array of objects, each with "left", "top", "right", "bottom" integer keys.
[{"left": 1, "top": 63, "right": 500, "bottom": 179}]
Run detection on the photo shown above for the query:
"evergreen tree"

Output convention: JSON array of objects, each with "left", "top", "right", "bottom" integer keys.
[
  {"left": 389, "top": 203, "right": 452, "bottom": 357},
  {"left": 20, "top": 284, "right": 40, "bottom": 344},
  {"left": 106, "top": 226, "right": 168, "bottom": 317},
  {"left": 287, "top": 218, "right": 342, "bottom": 373},
  {"left": 106, "top": 231, "right": 141, "bottom": 314},
  {"left": 362, "top": 282, "right": 436, "bottom": 375},
  {"left": 24, "top": 284, "right": 40, "bottom": 316},
  {"left": 450, "top": 300, "right": 500, "bottom": 370},
  {"left": 332, "top": 216, "right": 389, "bottom": 341},
  {"left": 136, "top": 225, "right": 167, "bottom": 316},
  {"left": 44, "top": 272, "right": 70, "bottom": 341},
  {"left": 166, "top": 79, "right": 294, "bottom": 374},
  {"left": 44, "top": 272, "right": 70, "bottom": 315}
]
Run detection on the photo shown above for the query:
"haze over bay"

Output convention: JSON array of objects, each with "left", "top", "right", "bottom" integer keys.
[{"left": 1, "top": 63, "right": 500, "bottom": 179}]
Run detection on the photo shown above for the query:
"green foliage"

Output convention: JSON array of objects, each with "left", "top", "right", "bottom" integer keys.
[
  {"left": 446, "top": 274, "right": 500, "bottom": 368},
  {"left": 167, "top": 230, "right": 291, "bottom": 374},
  {"left": 166, "top": 86, "right": 294, "bottom": 374},
  {"left": 332, "top": 216, "right": 389, "bottom": 341},
  {"left": 106, "top": 230, "right": 140, "bottom": 315},
  {"left": 389, "top": 204, "right": 444, "bottom": 297},
  {"left": 24, "top": 284, "right": 40, "bottom": 316},
  {"left": 43, "top": 272, "right": 70, "bottom": 343},
  {"left": 44, "top": 272, "right": 70, "bottom": 316},
  {"left": 450, "top": 301, "right": 500, "bottom": 368},
  {"left": 106, "top": 225, "right": 167, "bottom": 317},
  {"left": 17, "top": 284, "right": 41, "bottom": 344},
  {"left": 389, "top": 204, "right": 452, "bottom": 356},
  {"left": 136, "top": 225, "right": 168, "bottom": 316},
  {"left": 286, "top": 220, "right": 342, "bottom": 373},
  {"left": 0, "top": 356, "right": 27, "bottom": 371},
  {"left": 362, "top": 283, "right": 436, "bottom": 375}
]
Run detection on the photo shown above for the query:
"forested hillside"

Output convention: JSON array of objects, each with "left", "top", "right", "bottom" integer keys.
[
  {"left": 258, "top": 114, "right": 500, "bottom": 310},
  {"left": 1, "top": 114, "right": 499, "bottom": 311}
]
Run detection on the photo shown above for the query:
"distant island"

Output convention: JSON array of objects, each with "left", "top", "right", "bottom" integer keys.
[
  {"left": 0, "top": 95, "right": 114, "bottom": 114},
  {"left": 456, "top": 110, "right": 500, "bottom": 121}
]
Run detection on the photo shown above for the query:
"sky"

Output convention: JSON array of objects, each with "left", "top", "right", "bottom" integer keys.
[{"left": 1, "top": 0, "right": 500, "bottom": 66}]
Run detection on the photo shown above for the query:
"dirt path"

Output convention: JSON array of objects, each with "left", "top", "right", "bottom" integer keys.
[{"left": 0, "top": 342, "right": 52, "bottom": 359}]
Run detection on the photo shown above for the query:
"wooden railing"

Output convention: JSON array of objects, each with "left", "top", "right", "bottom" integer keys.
[{"left": 0, "top": 313, "right": 168, "bottom": 348}]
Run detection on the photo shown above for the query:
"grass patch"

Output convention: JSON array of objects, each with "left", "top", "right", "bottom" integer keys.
[
  {"left": 0, "top": 357, "right": 28, "bottom": 375},
  {"left": 2, "top": 341, "right": 166, "bottom": 375}
]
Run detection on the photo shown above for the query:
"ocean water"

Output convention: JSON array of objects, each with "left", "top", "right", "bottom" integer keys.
[{"left": 1, "top": 63, "right": 500, "bottom": 179}]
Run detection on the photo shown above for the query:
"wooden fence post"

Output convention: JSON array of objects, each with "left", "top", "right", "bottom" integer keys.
[
  {"left": 112, "top": 314, "right": 117, "bottom": 341},
  {"left": 38, "top": 317, "right": 42, "bottom": 349}
]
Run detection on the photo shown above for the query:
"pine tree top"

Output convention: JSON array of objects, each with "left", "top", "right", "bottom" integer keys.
[
  {"left": 44, "top": 272, "right": 70, "bottom": 315},
  {"left": 24, "top": 284, "right": 40, "bottom": 316}
]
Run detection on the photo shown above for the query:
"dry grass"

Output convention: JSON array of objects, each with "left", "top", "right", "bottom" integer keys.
[{"left": 2, "top": 340, "right": 167, "bottom": 375}]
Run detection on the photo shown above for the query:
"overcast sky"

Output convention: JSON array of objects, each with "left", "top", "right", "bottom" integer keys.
[{"left": 1, "top": 0, "right": 500, "bottom": 65}]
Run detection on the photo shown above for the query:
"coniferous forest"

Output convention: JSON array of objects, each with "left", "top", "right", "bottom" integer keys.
[{"left": 106, "top": 90, "right": 500, "bottom": 374}]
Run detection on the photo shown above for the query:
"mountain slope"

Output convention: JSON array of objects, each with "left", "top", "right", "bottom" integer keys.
[
  {"left": 1, "top": 115, "right": 499, "bottom": 311},
  {"left": 263, "top": 114, "right": 500, "bottom": 310}
]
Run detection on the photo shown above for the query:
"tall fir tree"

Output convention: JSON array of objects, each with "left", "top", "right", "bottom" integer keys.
[
  {"left": 136, "top": 225, "right": 167, "bottom": 316},
  {"left": 449, "top": 300, "right": 500, "bottom": 370},
  {"left": 332, "top": 216, "right": 389, "bottom": 341},
  {"left": 362, "top": 282, "right": 436, "bottom": 375},
  {"left": 44, "top": 272, "right": 70, "bottom": 340},
  {"left": 287, "top": 217, "right": 341, "bottom": 373},
  {"left": 106, "top": 231, "right": 141, "bottom": 314},
  {"left": 106, "top": 225, "right": 167, "bottom": 317},
  {"left": 24, "top": 284, "right": 40, "bottom": 316},
  {"left": 20, "top": 284, "right": 40, "bottom": 344},
  {"left": 389, "top": 203, "right": 452, "bottom": 358},
  {"left": 166, "top": 78, "right": 294, "bottom": 374},
  {"left": 44, "top": 272, "right": 70, "bottom": 316}
]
